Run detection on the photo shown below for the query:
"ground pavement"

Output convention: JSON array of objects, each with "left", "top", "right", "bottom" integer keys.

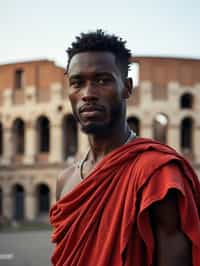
[{"left": 0, "top": 230, "right": 53, "bottom": 266}]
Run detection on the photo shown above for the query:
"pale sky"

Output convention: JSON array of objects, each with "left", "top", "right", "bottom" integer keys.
[{"left": 0, "top": 0, "right": 200, "bottom": 69}]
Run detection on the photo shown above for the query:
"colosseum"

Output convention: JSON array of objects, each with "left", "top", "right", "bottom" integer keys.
[{"left": 0, "top": 56, "right": 199, "bottom": 222}]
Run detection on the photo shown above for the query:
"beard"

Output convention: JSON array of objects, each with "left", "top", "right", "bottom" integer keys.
[
  {"left": 81, "top": 122, "right": 110, "bottom": 135},
  {"left": 73, "top": 102, "right": 125, "bottom": 136}
]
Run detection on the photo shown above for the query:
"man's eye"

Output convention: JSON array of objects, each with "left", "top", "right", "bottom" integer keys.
[
  {"left": 70, "top": 80, "right": 82, "bottom": 87},
  {"left": 97, "top": 79, "right": 105, "bottom": 85},
  {"left": 96, "top": 77, "right": 110, "bottom": 85}
]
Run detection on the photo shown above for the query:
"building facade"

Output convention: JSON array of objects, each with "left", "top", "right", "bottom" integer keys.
[{"left": 0, "top": 57, "right": 199, "bottom": 222}]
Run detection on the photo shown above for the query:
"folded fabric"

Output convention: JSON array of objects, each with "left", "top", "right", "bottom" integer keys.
[{"left": 50, "top": 138, "right": 200, "bottom": 266}]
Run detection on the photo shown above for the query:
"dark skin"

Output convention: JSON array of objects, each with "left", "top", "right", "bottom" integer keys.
[
  {"left": 150, "top": 189, "right": 192, "bottom": 266},
  {"left": 56, "top": 51, "right": 192, "bottom": 265}
]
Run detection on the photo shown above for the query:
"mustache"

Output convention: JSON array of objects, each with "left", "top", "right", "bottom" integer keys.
[{"left": 79, "top": 104, "right": 106, "bottom": 113}]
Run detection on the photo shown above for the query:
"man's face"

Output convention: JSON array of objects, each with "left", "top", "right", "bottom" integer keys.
[{"left": 67, "top": 52, "right": 128, "bottom": 135}]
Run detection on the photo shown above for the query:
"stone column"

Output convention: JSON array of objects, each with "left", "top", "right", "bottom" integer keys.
[
  {"left": 3, "top": 88, "right": 12, "bottom": 107},
  {"left": 168, "top": 124, "right": 180, "bottom": 152},
  {"left": 25, "top": 187, "right": 36, "bottom": 221},
  {"left": 49, "top": 120, "right": 63, "bottom": 163},
  {"left": 140, "top": 81, "right": 152, "bottom": 108},
  {"left": 25, "top": 86, "right": 36, "bottom": 105},
  {"left": 194, "top": 126, "right": 200, "bottom": 164},
  {"left": 3, "top": 186, "right": 13, "bottom": 220},
  {"left": 194, "top": 85, "right": 200, "bottom": 164},
  {"left": 168, "top": 82, "right": 180, "bottom": 111},
  {"left": 2, "top": 126, "right": 13, "bottom": 165},
  {"left": 24, "top": 121, "right": 37, "bottom": 164},
  {"left": 50, "top": 83, "right": 63, "bottom": 102},
  {"left": 140, "top": 111, "right": 153, "bottom": 140},
  {"left": 141, "top": 124, "right": 152, "bottom": 138}
]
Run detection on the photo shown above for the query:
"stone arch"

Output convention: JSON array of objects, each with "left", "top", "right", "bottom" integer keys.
[
  {"left": 12, "top": 118, "right": 25, "bottom": 155},
  {"left": 180, "top": 117, "right": 193, "bottom": 154},
  {"left": 0, "top": 122, "right": 3, "bottom": 156},
  {"left": 62, "top": 114, "right": 78, "bottom": 159},
  {"left": 180, "top": 93, "right": 193, "bottom": 109},
  {"left": 36, "top": 183, "right": 50, "bottom": 215},
  {"left": 153, "top": 113, "right": 168, "bottom": 144},
  {"left": 36, "top": 115, "right": 50, "bottom": 153},
  {"left": 127, "top": 116, "right": 140, "bottom": 136},
  {"left": 12, "top": 184, "right": 25, "bottom": 220}
]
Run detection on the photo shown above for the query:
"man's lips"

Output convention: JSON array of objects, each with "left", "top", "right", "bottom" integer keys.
[
  {"left": 79, "top": 105, "right": 105, "bottom": 119},
  {"left": 79, "top": 105, "right": 105, "bottom": 114}
]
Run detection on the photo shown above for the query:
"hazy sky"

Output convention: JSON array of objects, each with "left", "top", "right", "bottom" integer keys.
[{"left": 0, "top": 0, "right": 200, "bottom": 68}]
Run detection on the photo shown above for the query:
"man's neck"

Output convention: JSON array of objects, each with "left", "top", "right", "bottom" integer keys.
[{"left": 87, "top": 126, "right": 130, "bottom": 164}]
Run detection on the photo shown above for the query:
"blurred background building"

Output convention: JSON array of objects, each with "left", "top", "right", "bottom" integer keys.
[{"left": 0, "top": 56, "right": 199, "bottom": 223}]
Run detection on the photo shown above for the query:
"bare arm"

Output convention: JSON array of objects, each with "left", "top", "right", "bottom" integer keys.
[
  {"left": 150, "top": 189, "right": 192, "bottom": 266},
  {"left": 56, "top": 163, "right": 77, "bottom": 201},
  {"left": 56, "top": 168, "right": 71, "bottom": 201},
  {"left": 56, "top": 174, "right": 65, "bottom": 201}
]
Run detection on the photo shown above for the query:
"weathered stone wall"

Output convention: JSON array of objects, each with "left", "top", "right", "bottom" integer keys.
[{"left": 0, "top": 57, "right": 199, "bottom": 221}]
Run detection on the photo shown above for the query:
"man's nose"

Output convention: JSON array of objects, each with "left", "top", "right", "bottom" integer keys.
[{"left": 82, "top": 81, "right": 98, "bottom": 102}]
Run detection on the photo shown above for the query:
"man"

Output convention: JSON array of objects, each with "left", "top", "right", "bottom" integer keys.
[{"left": 50, "top": 30, "right": 200, "bottom": 266}]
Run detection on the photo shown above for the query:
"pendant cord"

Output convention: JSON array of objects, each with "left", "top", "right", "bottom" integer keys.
[{"left": 79, "top": 130, "right": 136, "bottom": 180}]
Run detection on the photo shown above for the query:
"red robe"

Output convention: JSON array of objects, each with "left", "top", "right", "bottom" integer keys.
[{"left": 50, "top": 138, "right": 200, "bottom": 266}]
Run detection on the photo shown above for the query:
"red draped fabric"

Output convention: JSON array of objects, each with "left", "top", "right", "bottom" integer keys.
[{"left": 50, "top": 138, "right": 200, "bottom": 266}]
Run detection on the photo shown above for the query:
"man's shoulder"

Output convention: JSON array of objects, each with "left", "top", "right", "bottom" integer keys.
[
  {"left": 56, "top": 161, "right": 78, "bottom": 200},
  {"left": 59, "top": 161, "right": 77, "bottom": 180},
  {"left": 128, "top": 139, "right": 185, "bottom": 186},
  {"left": 132, "top": 138, "right": 180, "bottom": 165}
]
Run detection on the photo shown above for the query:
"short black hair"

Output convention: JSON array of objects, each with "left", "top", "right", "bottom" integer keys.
[{"left": 66, "top": 29, "right": 132, "bottom": 79}]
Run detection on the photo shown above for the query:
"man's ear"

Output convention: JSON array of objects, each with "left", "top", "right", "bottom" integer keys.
[{"left": 123, "top": 78, "right": 133, "bottom": 99}]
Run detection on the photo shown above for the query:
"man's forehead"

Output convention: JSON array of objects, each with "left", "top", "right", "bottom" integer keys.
[{"left": 68, "top": 51, "right": 120, "bottom": 76}]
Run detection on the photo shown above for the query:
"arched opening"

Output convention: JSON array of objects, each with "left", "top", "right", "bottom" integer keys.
[
  {"left": 0, "top": 123, "right": 3, "bottom": 156},
  {"left": 127, "top": 116, "right": 140, "bottom": 136},
  {"left": 37, "top": 184, "right": 50, "bottom": 215},
  {"left": 13, "top": 184, "right": 24, "bottom": 220},
  {"left": 180, "top": 117, "right": 193, "bottom": 154},
  {"left": 37, "top": 116, "right": 50, "bottom": 153},
  {"left": 153, "top": 113, "right": 168, "bottom": 144},
  {"left": 129, "top": 62, "right": 140, "bottom": 88},
  {"left": 62, "top": 114, "right": 78, "bottom": 159},
  {"left": 0, "top": 187, "right": 2, "bottom": 216},
  {"left": 180, "top": 93, "right": 193, "bottom": 109},
  {"left": 13, "top": 118, "right": 25, "bottom": 155}
]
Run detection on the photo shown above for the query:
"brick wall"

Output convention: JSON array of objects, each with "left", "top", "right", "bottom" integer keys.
[
  {"left": 0, "top": 60, "right": 66, "bottom": 102},
  {"left": 131, "top": 57, "right": 200, "bottom": 87}
]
